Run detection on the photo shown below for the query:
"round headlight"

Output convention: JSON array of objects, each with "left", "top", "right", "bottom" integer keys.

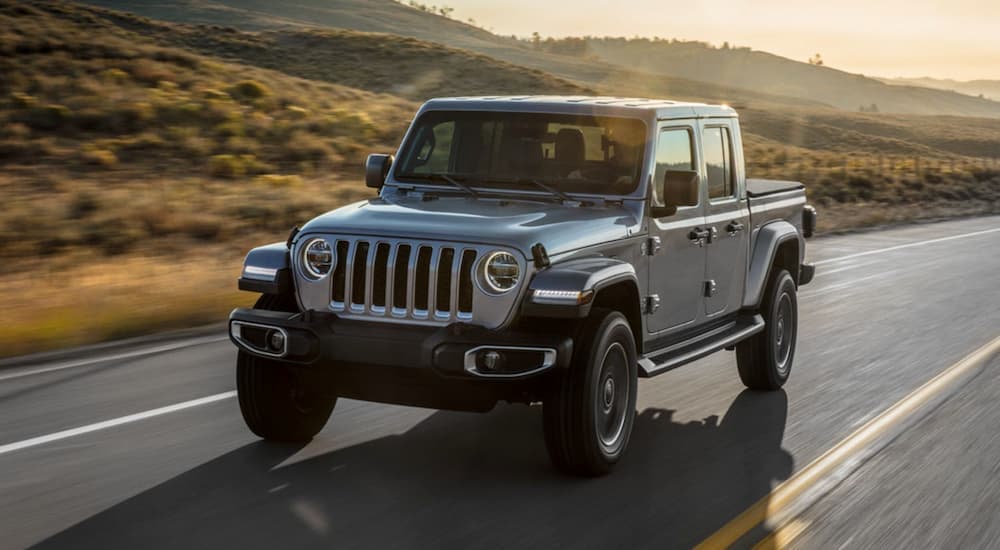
[
  {"left": 302, "top": 238, "right": 333, "bottom": 279},
  {"left": 482, "top": 251, "right": 520, "bottom": 293}
]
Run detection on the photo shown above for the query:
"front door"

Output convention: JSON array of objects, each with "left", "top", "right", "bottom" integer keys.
[
  {"left": 701, "top": 122, "right": 749, "bottom": 317},
  {"left": 647, "top": 122, "right": 707, "bottom": 334}
]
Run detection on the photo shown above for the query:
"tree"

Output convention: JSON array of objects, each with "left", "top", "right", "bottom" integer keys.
[
  {"left": 531, "top": 31, "right": 541, "bottom": 49},
  {"left": 808, "top": 53, "right": 824, "bottom": 66}
]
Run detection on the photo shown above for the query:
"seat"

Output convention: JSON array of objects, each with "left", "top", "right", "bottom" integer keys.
[
  {"left": 500, "top": 135, "right": 543, "bottom": 176},
  {"left": 554, "top": 128, "right": 585, "bottom": 176}
]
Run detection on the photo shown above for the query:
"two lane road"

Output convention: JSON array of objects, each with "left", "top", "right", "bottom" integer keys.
[{"left": 2, "top": 216, "right": 999, "bottom": 549}]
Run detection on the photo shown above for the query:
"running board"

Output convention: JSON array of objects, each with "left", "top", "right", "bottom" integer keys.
[{"left": 638, "top": 314, "right": 765, "bottom": 378}]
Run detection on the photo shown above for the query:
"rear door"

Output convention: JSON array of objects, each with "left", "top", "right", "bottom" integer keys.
[
  {"left": 701, "top": 120, "right": 750, "bottom": 317},
  {"left": 646, "top": 121, "right": 707, "bottom": 334}
]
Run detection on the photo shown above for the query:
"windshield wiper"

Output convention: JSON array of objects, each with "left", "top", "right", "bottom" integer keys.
[
  {"left": 517, "top": 178, "right": 575, "bottom": 203},
  {"left": 425, "top": 173, "right": 480, "bottom": 198}
]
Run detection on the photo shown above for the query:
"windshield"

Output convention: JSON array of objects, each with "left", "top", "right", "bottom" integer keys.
[{"left": 394, "top": 110, "right": 648, "bottom": 196}]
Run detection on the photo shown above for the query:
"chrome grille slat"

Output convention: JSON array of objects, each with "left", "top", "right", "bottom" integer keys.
[
  {"left": 363, "top": 241, "right": 378, "bottom": 314},
  {"left": 426, "top": 247, "right": 441, "bottom": 319},
  {"left": 321, "top": 236, "right": 500, "bottom": 326},
  {"left": 384, "top": 244, "right": 398, "bottom": 315},
  {"left": 405, "top": 244, "right": 418, "bottom": 316}
]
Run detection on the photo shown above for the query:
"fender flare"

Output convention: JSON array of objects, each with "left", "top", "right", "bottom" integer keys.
[
  {"left": 522, "top": 257, "right": 638, "bottom": 318},
  {"left": 238, "top": 242, "right": 292, "bottom": 295},
  {"left": 742, "top": 221, "right": 801, "bottom": 309}
]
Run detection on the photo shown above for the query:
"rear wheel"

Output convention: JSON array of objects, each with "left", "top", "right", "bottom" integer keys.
[
  {"left": 237, "top": 294, "right": 336, "bottom": 442},
  {"left": 736, "top": 268, "right": 797, "bottom": 390},
  {"left": 543, "top": 309, "right": 638, "bottom": 477}
]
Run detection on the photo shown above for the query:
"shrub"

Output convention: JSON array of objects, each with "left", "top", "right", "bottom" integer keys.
[
  {"left": 9, "top": 92, "right": 36, "bottom": 108},
  {"left": 227, "top": 80, "right": 272, "bottom": 102},
  {"left": 174, "top": 213, "right": 223, "bottom": 241},
  {"left": 253, "top": 174, "right": 302, "bottom": 187},
  {"left": 18, "top": 103, "right": 71, "bottom": 131},
  {"left": 80, "top": 146, "right": 118, "bottom": 167},
  {"left": 208, "top": 154, "right": 245, "bottom": 178},
  {"left": 67, "top": 191, "right": 100, "bottom": 219},
  {"left": 207, "top": 153, "right": 267, "bottom": 178},
  {"left": 99, "top": 68, "right": 129, "bottom": 83},
  {"left": 285, "top": 105, "right": 309, "bottom": 119}
]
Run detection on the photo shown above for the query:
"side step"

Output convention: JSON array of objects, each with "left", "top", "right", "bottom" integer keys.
[{"left": 638, "top": 314, "right": 765, "bottom": 378}]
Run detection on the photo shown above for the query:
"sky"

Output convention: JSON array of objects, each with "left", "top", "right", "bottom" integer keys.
[{"left": 439, "top": 0, "right": 1000, "bottom": 81}]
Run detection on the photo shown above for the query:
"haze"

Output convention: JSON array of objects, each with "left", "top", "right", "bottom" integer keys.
[{"left": 445, "top": 0, "right": 1000, "bottom": 81}]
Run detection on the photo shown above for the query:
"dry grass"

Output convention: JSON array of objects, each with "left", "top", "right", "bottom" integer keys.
[
  {"left": 0, "top": 248, "right": 253, "bottom": 358},
  {"left": 1, "top": 0, "right": 997, "bottom": 358}
]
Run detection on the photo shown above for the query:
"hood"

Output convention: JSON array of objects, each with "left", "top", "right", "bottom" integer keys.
[{"left": 299, "top": 192, "right": 642, "bottom": 256}]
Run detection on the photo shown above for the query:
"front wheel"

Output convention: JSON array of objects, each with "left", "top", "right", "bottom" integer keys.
[
  {"left": 736, "top": 268, "right": 798, "bottom": 390},
  {"left": 543, "top": 309, "right": 638, "bottom": 477},
  {"left": 237, "top": 294, "right": 336, "bottom": 442}
]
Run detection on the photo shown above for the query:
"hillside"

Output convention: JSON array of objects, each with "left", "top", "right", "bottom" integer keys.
[
  {"left": 882, "top": 77, "right": 1000, "bottom": 102},
  {"left": 79, "top": 0, "right": 1000, "bottom": 119},
  {"left": 574, "top": 38, "right": 1000, "bottom": 118},
  {"left": 87, "top": 7, "right": 590, "bottom": 100},
  {"left": 1, "top": 0, "right": 998, "bottom": 357}
]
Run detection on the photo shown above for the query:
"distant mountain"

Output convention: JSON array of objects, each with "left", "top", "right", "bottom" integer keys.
[
  {"left": 574, "top": 38, "right": 1000, "bottom": 118},
  {"left": 78, "top": 0, "right": 1000, "bottom": 119},
  {"left": 880, "top": 77, "right": 1000, "bottom": 101}
]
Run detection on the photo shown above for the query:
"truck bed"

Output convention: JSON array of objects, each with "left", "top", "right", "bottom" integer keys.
[
  {"left": 746, "top": 179, "right": 806, "bottom": 230},
  {"left": 747, "top": 179, "right": 804, "bottom": 197}
]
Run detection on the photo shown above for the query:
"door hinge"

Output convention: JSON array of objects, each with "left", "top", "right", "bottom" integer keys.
[
  {"left": 644, "top": 294, "right": 661, "bottom": 314},
  {"left": 704, "top": 280, "right": 717, "bottom": 297},
  {"left": 641, "top": 236, "right": 662, "bottom": 256}
]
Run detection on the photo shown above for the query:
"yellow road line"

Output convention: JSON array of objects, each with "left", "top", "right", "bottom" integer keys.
[
  {"left": 695, "top": 335, "right": 1000, "bottom": 549},
  {"left": 753, "top": 519, "right": 810, "bottom": 550}
]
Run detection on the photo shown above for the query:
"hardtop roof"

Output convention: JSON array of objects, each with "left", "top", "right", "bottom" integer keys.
[{"left": 420, "top": 96, "right": 737, "bottom": 120}]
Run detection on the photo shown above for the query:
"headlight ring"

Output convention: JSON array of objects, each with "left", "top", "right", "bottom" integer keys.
[
  {"left": 480, "top": 251, "right": 520, "bottom": 294},
  {"left": 301, "top": 238, "right": 334, "bottom": 279}
]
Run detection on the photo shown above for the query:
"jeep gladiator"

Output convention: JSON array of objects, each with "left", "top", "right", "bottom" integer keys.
[{"left": 229, "top": 96, "right": 817, "bottom": 476}]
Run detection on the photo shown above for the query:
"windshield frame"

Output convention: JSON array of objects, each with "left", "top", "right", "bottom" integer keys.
[{"left": 388, "top": 109, "right": 651, "bottom": 201}]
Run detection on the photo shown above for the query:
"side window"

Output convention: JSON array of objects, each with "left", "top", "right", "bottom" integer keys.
[
  {"left": 704, "top": 126, "right": 734, "bottom": 200},
  {"left": 653, "top": 128, "right": 694, "bottom": 205}
]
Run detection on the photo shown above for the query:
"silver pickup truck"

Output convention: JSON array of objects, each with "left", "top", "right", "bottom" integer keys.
[{"left": 229, "top": 96, "right": 817, "bottom": 476}]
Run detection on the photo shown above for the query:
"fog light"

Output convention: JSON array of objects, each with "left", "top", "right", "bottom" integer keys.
[
  {"left": 267, "top": 330, "right": 286, "bottom": 353},
  {"left": 480, "top": 350, "right": 503, "bottom": 371}
]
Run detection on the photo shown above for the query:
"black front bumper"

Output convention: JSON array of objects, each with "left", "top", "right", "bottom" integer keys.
[{"left": 229, "top": 308, "right": 573, "bottom": 409}]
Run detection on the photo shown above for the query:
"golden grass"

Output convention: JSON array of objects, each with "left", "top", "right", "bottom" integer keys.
[
  {"left": 1, "top": 0, "right": 998, "bottom": 358},
  {"left": 0, "top": 248, "right": 255, "bottom": 358}
]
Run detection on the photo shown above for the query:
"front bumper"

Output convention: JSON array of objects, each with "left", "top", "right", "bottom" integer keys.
[{"left": 228, "top": 308, "right": 573, "bottom": 381}]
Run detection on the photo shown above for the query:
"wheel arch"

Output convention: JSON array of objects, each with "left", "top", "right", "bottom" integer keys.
[
  {"left": 743, "top": 221, "right": 802, "bottom": 310},
  {"left": 590, "top": 281, "right": 643, "bottom": 354}
]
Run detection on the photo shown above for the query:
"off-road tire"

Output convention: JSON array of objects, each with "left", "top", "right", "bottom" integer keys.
[
  {"left": 237, "top": 294, "right": 336, "bottom": 442},
  {"left": 736, "top": 268, "right": 798, "bottom": 390},
  {"left": 543, "top": 309, "right": 638, "bottom": 476}
]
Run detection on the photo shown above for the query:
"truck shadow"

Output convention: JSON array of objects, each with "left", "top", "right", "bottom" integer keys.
[{"left": 37, "top": 390, "right": 791, "bottom": 549}]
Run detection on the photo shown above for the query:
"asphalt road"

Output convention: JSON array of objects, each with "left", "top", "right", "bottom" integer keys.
[{"left": 1, "top": 215, "right": 998, "bottom": 549}]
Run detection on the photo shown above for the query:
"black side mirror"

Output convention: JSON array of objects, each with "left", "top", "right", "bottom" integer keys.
[
  {"left": 365, "top": 154, "right": 393, "bottom": 189},
  {"left": 651, "top": 169, "right": 700, "bottom": 218}
]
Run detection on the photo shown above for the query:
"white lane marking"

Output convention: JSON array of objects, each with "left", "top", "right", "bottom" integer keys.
[
  {"left": 815, "top": 226, "right": 1000, "bottom": 266},
  {"left": 813, "top": 261, "right": 875, "bottom": 278},
  {"left": 0, "top": 391, "right": 236, "bottom": 456},
  {"left": 0, "top": 336, "right": 228, "bottom": 382},
  {"left": 800, "top": 273, "right": 892, "bottom": 299}
]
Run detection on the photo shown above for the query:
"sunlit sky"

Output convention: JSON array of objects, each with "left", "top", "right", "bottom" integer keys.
[{"left": 442, "top": 0, "right": 1000, "bottom": 80}]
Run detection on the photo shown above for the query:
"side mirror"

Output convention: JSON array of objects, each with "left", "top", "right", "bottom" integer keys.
[
  {"left": 365, "top": 154, "right": 394, "bottom": 189},
  {"left": 651, "top": 169, "right": 700, "bottom": 218}
]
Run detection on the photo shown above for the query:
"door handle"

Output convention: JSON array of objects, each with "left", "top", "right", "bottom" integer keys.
[
  {"left": 689, "top": 228, "right": 710, "bottom": 246},
  {"left": 726, "top": 221, "right": 745, "bottom": 235}
]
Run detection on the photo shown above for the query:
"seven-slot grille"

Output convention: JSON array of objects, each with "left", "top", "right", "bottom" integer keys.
[{"left": 328, "top": 238, "right": 479, "bottom": 322}]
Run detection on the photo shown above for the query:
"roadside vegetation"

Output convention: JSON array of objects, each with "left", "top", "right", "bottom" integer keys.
[{"left": 1, "top": 1, "right": 997, "bottom": 358}]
